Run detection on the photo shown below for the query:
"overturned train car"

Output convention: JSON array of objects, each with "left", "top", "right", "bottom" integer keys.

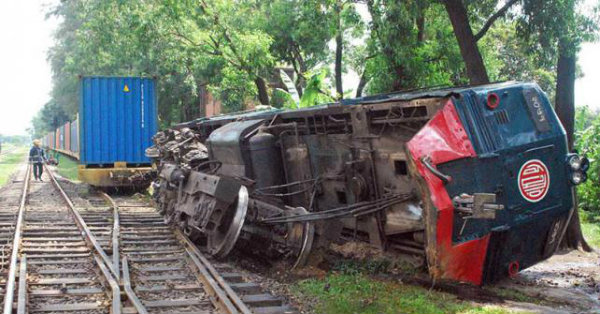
[{"left": 147, "top": 82, "right": 588, "bottom": 285}]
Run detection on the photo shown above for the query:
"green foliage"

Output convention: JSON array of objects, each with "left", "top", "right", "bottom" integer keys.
[
  {"left": 293, "top": 273, "right": 530, "bottom": 314},
  {"left": 272, "top": 89, "right": 297, "bottom": 109},
  {"left": 0, "top": 135, "right": 30, "bottom": 146},
  {"left": 299, "top": 70, "right": 335, "bottom": 108},
  {"left": 0, "top": 146, "right": 28, "bottom": 187},
  {"left": 580, "top": 210, "right": 600, "bottom": 248},
  {"left": 574, "top": 106, "right": 600, "bottom": 212},
  {"left": 480, "top": 21, "right": 557, "bottom": 98},
  {"left": 55, "top": 153, "right": 79, "bottom": 181},
  {"left": 260, "top": 0, "right": 334, "bottom": 78},
  {"left": 36, "top": 0, "right": 598, "bottom": 136},
  {"left": 518, "top": 0, "right": 598, "bottom": 59},
  {"left": 31, "top": 102, "right": 71, "bottom": 138}
]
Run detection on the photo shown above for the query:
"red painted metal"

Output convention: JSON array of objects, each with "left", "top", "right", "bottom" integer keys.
[
  {"left": 65, "top": 122, "right": 71, "bottom": 152},
  {"left": 486, "top": 93, "right": 499, "bottom": 109},
  {"left": 508, "top": 261, "right": 519, "bottom": 278},
  {"left": 55, "top": 128, "right": 60, "bottom": 149},
  {"left": 518, "top": 159, "right": 550, "bottom": 203},
  {"left": 407, "top": 100, "right": 490, "bottom": 285}
]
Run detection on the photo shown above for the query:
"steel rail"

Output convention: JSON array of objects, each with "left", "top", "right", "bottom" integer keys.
[
  {"left": 44, "top": 165, "right": 121, "bottom": 314},
  {"left": 16, "top": 255, "right": 26, "bottom": 314},
  {"left": 102, "top": 192, "right": 149, "bottom": 314},
  {"left": 94, "top": 255, "right": 122, "bottom": 314},
  {"left": 100, "top": 192, "right": 120, "bottom": 279},
  {"left": 122, "top": 257, "right": 149, "bottom": 314},
  {"left": 183, "top": 247, "right": 240, "bottom": 314},
  {"left": 105, "top": 193, "right": 251, "bottom": 314},
  {"left": 175, "top": 229, "right": 253, "bottom": 314},
  {"left": 2, "top": 163, "right": 31, "bottom": 314},
  {"left": 44, "top": 165, "right": 120, "bottom": 279}
]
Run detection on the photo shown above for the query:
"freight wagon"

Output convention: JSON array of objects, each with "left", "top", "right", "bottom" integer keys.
[
  {"left": 148, "top": 81, "right": 589, "bottom": 285},
  {"left": 43, "top": 76, "right": 158, "bottom": 187}
]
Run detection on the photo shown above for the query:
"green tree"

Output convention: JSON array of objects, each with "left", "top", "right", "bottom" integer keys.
[{"left": 259, "top": 0, "right": 335, "bottom": 96}]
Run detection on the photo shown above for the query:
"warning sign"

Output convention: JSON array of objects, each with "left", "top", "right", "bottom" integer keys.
[
  {"left": 518, "top": 159, "right": 550, "bottom": 203},
  {"left": 123, "top": 85, "right": 130, "bottom": 92}
]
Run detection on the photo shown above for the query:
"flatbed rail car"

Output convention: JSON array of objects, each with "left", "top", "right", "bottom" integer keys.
[
  {"left": 42, "top": 76, "right": 158, "bottom": 187},
  {"left": 148, "top": 81, "right": 589, "bottom": 285}
]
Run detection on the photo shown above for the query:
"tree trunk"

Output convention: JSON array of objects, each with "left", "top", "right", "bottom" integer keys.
[
  {"left": 335, "top": 1, "right": 344, "bottom": 99},
  {"left": 255, "top": 76, "right": 270, "bottom": 106},
  {"left": 443, "top": 0, "right": 490, "bottom": 85},
  {"left": 356, "top": 71, "right": 368, "bottom": 97},
  {"left": 555, "top": 50, "right": 576, "bottom": 149},
  {"left": 555, "top": 38, "right": 592, "bottom": 252},
  {"left": 416, "top": 10, "right": 425, "bottom": 43}
]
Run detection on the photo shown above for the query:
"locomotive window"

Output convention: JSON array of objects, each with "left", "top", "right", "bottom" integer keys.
[{"left": 394, "top": 160, "right": 408, "bottom": 175}]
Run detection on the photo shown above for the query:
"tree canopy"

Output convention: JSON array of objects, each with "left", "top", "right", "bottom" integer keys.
[{"left": 30, "top": 0, "right": 598, "bottom": 138}]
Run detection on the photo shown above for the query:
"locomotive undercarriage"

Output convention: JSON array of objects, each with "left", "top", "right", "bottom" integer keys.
[{"left": 148, "top": 97, "right": 448, "bottom": 267}]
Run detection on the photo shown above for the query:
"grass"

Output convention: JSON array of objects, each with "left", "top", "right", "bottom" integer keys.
[
  {"left": 580, "top": 210, "right": 600, "bottom": 249},
  {"left": 0, "top": 145, "right": 28, "bottom": 187},
  {"left": 293, "top": 273, "right": 532, "bottom": 314},
  {"left": 485, "top": 287, "right": 539, "bottom": 304},
  {"left": 53, "top": 152, "right": 79, "bottom": 181}
]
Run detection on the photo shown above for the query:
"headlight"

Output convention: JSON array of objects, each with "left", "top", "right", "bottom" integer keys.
[
  {"left": 568, "top": 155, "right": 582, "bottom": 170},
  {"left": 570, "top": 171, "right": 587, "bottom": 185}
]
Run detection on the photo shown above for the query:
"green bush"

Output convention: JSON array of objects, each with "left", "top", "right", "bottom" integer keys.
[{"left": 574, "top": 106, "right": 600, "bottom": 213}]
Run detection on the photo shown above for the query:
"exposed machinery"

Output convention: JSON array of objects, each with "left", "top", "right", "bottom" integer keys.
[{"left": 147, "top": 82, "right": 589, "bottom": 285}]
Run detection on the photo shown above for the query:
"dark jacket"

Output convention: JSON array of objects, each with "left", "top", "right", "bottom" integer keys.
[{"left": 29, "top": 147, "right": 46, "bottom": 163}]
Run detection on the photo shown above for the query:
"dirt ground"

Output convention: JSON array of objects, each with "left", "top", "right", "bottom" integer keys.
[{"left": 494, "top": 249, "right": 600, "bottom": 313}]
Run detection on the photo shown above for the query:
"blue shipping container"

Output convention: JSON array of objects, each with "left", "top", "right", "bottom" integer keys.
[{"left": 80, "top": 77, "right": 158, "bottom": 165}]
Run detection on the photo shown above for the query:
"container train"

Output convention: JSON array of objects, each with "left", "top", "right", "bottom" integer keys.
[
  {"left": 43, "top": 76, "right": 158, "bottom": 187},
  {"left": 147, "top": 81, "right": 589, "bottom": 285}
]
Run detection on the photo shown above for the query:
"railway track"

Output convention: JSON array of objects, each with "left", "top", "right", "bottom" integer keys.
[
  {"left": 0, "top": 163, "right": 297, "bottom": 314},
  {"left": 1, "top": 163, "right": 119, "bottom": 314},
  {"left": 97, "top": 195, "right": 299, "bottom": 314}
]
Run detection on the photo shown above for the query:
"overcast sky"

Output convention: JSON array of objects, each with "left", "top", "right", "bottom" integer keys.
[
  {"left": 0, "top": 1, "right": 598, "bottom": 136},
  {"left": 0, "top": 0, "right": 58, "bottom": 136}
]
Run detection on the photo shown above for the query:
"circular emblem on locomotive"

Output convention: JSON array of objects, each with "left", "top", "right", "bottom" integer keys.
[{"left": 518, "top": 159, "right": 550, "bottom": 203}]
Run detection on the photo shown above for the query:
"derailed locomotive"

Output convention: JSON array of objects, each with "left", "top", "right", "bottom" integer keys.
[{"left": 147, "top": 82, "right": 589, "bottom": 285}]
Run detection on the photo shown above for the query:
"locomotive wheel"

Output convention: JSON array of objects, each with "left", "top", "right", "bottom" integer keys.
[
  {"left": 206, "top": 185, "right": 249, "bottom": 258},
  {"left": 286, "top": 207, "right": 315, "bottom": 269}
]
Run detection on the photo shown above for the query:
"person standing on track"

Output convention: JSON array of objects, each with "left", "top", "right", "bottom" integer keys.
[{"left": 29, "top": 139, "right": 46, "bottom": 181}]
